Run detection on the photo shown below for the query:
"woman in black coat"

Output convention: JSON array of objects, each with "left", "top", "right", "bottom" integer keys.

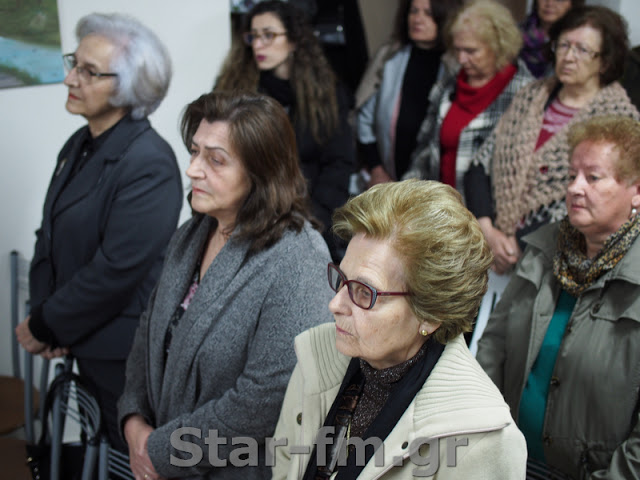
[
  {"left": 15, "top": 12, "right": 182, "bottom": 450},
  {"left": 216, "top": 0, "right": 355, "bottom": 261}
]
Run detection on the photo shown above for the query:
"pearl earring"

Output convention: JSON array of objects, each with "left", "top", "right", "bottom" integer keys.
[{"left": 631, "top": 207, "right": 638, "bottom": 219}]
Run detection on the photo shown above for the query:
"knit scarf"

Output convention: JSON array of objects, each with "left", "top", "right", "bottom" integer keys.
[
  {"left": 490, "top": 80, "right": 638, "bottom": 236},
  {"left": 553, "top": 215, "right": 640, "bottom": 296},
  {"left": 519, "top": 13, "right": 549, "bottom": 79}
]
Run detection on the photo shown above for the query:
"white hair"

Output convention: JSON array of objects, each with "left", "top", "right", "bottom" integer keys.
[{"left": 76, "top": 13, "right": 172, "bottom": 119}]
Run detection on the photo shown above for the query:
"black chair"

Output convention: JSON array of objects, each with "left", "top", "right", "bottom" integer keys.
[
  {"left": 48, "top": 357, "right": 135, "bottom": 480},
  {"left": 46, "top": 360, "right": 101, "bottom": 480},
  {"left": 99, "top": 437, "right": 135, "bottom": 480}
]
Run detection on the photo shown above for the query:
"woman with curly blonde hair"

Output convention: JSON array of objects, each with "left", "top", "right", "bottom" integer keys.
[{"left": 215, "top": 0, "right": 354, "bottom": 261}]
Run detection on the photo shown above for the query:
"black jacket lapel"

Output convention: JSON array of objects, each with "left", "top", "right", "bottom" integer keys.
[{"left": 51, "top": 115, "right": 150, "bottom": 219}]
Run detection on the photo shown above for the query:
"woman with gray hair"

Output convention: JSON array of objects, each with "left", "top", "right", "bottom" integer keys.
[
  {"left": 73, "top": 12, "right": 172, "bottom": 121},
  {"left": 16, "top": 12, "right": 182, "bottom": 453}
]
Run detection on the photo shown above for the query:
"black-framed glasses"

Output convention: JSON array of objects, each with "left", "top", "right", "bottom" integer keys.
[
  {"left": 62, "top": 53, "right": 118, "bottom": 82},
  {"left": 327, "top": 263, "right": 411, "bottom": 310},
  {"left": 242, "top": 31, "right": 287, "bottom": 46},
  {"left": 551, "top": 41, "right": 600, "bottom": 61}
]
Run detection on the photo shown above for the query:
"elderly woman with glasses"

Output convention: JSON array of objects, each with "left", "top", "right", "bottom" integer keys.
[
  {"left": 403, "top": 0, "right": 533, "bottom": 201},
  {"left": 215, "top": 0, "right": 355, "bottom": 261},
  {"left": 271, "top": 180, "right": 527, "bottom": 480},
  {"left": 15, "top": 13, "right": 182, "bottom": 452},
  {"left": 118, "top": 91, "right": 332, "bottom": 480},
  {"left": 477, "top": 115, "right": 640, "bottom": 478},
  {"left": 465, "top": 5, "right": 639, "bottom": 275}
]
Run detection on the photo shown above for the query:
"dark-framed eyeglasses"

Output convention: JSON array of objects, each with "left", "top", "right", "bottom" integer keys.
[
  {"left": 551, "top": 41, "right": 600, "bottom": 61},
  {"left": 327, "top": 263, "right": 411, "bottom": 310},
  {"left": 242, "top": 31, "right": 287, "bottom": 46},
  {"left": 62, "top": 53, "right": 119, "bottom": 82}
]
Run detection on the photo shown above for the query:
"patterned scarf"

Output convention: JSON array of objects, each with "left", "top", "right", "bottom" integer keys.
[
  {"left": 520, "top": 13, "right": 549, "bottom": 79},
  {"left": 553, "top": 215, "right": 640, "bottom": 296}
]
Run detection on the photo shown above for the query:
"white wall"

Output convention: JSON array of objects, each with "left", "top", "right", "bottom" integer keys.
[
  {"left": 619, "top": 0, "right": 640, "bottom": 46},
  {"left": 0, "top": 0, "right": 230, "bottom": 376}
]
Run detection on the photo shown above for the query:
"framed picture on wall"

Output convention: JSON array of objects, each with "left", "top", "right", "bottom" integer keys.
[
  {"left": 230, "top": 0, "right": 261, "bottom": 14},
  {"left": 0, "top": 0, "right": 65, "bottom": 89}
]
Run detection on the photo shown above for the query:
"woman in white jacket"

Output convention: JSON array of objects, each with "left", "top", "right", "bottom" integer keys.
[{"left": 271, "top": 180, "right": 527, "bottom": 479}]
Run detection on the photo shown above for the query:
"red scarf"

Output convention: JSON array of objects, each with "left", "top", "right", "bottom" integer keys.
[{"left": 439, "top": 63, "right": 517, "bottom": 187}]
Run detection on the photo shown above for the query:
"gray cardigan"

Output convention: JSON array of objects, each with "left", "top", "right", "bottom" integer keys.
[{"left": 118, "top": 214, "right": 333, "bottom": 479}]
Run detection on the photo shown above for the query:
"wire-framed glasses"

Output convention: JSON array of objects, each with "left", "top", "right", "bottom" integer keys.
[
  {"left": 242, "top": 31, "right": 287, "bottom": 46},
  {"left": 551, "top": 41, "right": 600, "bottom": 61},
  {"left": 62, "top": 53, "right": 119, "bottom": 82},
  {"left": 327, "top": 263, "right": 411, "bottom": 310}
]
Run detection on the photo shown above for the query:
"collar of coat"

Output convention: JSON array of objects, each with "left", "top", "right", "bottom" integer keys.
[
  {"left": 522, "top": 221, "right": 640, "bottom": 290},
  {"left": 294, "top": 323, "right": 513, "bottom": 440},
  {"left": 65, "top": 113, "right": 151, "bottom": 163}
]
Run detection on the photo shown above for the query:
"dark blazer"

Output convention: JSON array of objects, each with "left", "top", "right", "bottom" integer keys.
[
  {"left": 118, "top": 214, "right": 333, "bottom": 479},
  {"left": 29, "top": 114, "right": 183, "bottom": 360}
]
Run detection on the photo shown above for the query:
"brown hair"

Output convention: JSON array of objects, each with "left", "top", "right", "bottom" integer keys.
[
  {"left": 531, "top": 0, "right": 585, "bottom": 17},
  {"left": 181, "top": 91, "right": 317, "bottom": 252},
  {"left": 549, "top": 5, "right": 629, "bottom": 85},
  {"left": 333, "top": 180, "right": 493, "bottom": 344},
  {"left": 392, "top": 0, "right": 463, "bottom": 51},
  {"left": 568, "top": 115, "right": 640, "bottom": 184},
  {"left": 215, "top": 0, "right": 338, "bottom": 144}
]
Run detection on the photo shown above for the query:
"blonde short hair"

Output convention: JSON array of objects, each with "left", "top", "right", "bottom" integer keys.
[
  {"left": 333, "top": 180, "right": 493, "bottom": 344},
  {"left": 568, "top": 115, "right": 640, "bottom": 184},
  {"left": 446, "top": 0, "right": 522, "bottom": 71}
]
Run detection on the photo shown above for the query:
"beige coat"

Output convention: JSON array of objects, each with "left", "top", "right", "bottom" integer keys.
[{"left": 272, "top": 323, "right": 527, "bottom": 479}]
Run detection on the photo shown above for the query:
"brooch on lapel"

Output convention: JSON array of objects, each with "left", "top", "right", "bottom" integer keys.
[{"left": 55, "top": 158, "right": 68, "bottom": 176}]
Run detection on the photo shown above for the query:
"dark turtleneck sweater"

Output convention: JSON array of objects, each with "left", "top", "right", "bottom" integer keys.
[
  {"left": 394, "top": 45, "right": 442, "bottom": 178},
  {"left": 350, "top": 339, "right": 429, "bottom": 438}
]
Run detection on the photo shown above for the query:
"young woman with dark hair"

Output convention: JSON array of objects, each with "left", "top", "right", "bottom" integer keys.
[{"left": 216, "top": 0, "right": 355, "bottom": 261}]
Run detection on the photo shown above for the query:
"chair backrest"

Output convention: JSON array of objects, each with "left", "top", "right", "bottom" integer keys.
[
  {"left": 48, "top": 361, "right": 101, "bottom": 480},
  {"left": 99, "top": 439, "right": 135, "bottom": 480},
  {"left": 47, "top": 361, "right": 135, "bottom": 480}
]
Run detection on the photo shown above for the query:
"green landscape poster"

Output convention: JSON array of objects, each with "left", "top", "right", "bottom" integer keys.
[{"left": 0, "top": 0, "right": 64, "bottom": 88}]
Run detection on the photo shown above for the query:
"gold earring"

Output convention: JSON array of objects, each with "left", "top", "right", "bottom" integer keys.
[{"left": 420, "top": 329, "right": 429, "bottom": 337}]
